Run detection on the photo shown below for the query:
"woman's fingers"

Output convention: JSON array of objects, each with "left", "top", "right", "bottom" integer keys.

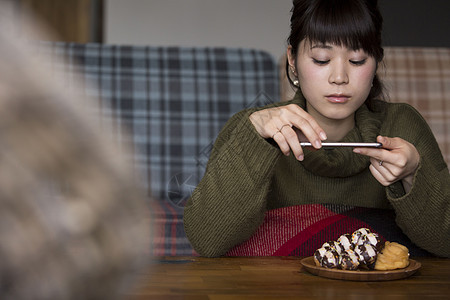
[
  {"left": 280, "top": 125, "right": 305, "bottom": 160},
  {"left": 287, "top": 105, "right": 327, "bottom": 148},
  {"left": 369, "top": 157, "right": 398, "bottom": 185},
  {"left": 272, "top": 128, "right": 293, "bottom": 156},
  {"left": 271, "top": 123, "right": 305, "bottom": 158},
  {"left": 249, "top": 104, "right": 327, "bottom": 160},
  {"left": 354, "top": 136, "right": 420, "bottom": 188}
]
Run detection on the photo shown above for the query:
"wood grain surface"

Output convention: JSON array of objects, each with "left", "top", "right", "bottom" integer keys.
[{"left": 125, "top": 256, "right": 450, "bottom": 299}]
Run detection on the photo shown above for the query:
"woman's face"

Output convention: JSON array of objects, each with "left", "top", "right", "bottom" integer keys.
[{"left": 288, "top": 39, "right": 377, "bottom": 127}]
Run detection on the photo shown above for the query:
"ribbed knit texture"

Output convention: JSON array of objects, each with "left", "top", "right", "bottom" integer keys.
[
  {"left": 225, "top": 204, "right": 432, "bottom": 257},
  {"left": 183, "top": 92, "right": 450, "bottom": 257}
]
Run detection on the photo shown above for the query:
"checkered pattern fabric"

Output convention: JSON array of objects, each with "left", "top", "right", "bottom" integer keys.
[
  {"left": 379, "top": 47, "right": 450, "bottom": 166},
  {"left": 37, "top": 42, "right": 280, "bottom": 255},
  {"left": 281, "top": 47, "right": 450, "bottom": 167}
]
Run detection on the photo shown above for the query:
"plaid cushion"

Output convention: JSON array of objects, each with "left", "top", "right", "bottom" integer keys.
[
  {"left": 380, "top": 47, "right": 450, "bottom": 166},
  {"left": 280, "top": 47, "right": 450, "bottom": 167},
  {"left": 37, "top": 42, "right": 280, "bottom": 255}
]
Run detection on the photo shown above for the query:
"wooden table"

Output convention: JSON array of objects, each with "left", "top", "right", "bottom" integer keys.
[{"left": 126, "top": 256, "right": 450, "bottom": 299}]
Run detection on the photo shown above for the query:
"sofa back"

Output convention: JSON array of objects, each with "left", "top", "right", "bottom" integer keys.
[
  {"left": 37, "top": 43, "right": 280, "bottom": 255},
  {"left": 39, "top": 43, "right": 280, "bottom": 202}
]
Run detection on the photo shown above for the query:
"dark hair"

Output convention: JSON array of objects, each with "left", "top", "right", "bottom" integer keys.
[{"left": 286, "top": 0, "right": 385, "bottom": 105}]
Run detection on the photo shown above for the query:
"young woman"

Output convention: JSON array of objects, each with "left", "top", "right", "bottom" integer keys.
[{"left": 183, "top": 0, "right": 450, "bottom": 258}]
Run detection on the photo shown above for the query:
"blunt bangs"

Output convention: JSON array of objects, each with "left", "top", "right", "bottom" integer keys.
[{"left": 301, "top": 0, "right": 383, "bottom": 60}]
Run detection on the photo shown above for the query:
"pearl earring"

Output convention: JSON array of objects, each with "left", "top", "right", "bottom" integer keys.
[{"left": 290, "top": 66, "right": 299, "bottom": 86}]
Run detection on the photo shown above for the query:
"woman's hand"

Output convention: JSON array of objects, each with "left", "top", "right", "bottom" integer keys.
[
  {"left": 353, "top": 136, "right": 420, "bottom": 193},
  {"left": 249, "top": 104, "right": 327, "bottom": 161}
]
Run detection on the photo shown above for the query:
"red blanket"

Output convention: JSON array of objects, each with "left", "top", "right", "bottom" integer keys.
[{"left": 226, "top": 204, "right": 431, "bottom": 257}]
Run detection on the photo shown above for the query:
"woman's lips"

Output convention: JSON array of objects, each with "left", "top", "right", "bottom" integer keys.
[{"left": 326, "top": 94, "right": 350, "bottom": 103}]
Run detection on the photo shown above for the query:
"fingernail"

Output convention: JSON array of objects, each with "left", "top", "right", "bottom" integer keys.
[
  {"left": 314, "top": 140, "right": 322, "bottom": 148},
  {"left": 353, "top": 149, "right": 361, "bottom": 153},
  {"left": 320, "top": 132, "right": 327, "bottom": 140},
  {"left": 298, "top": 155, "right": 304, "bottom": 161}
]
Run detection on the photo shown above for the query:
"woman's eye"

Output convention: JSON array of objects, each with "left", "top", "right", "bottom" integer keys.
[
  {"left": 312, "top": 59, "right": 329, "bottom": 65},
  {"left": 350, "top": 59, "right": 367, "bottom": 66}
]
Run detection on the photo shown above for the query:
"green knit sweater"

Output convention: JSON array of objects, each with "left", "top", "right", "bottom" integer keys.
[{"left": 183, "top": 93, "right": 450, "bottom": 257}]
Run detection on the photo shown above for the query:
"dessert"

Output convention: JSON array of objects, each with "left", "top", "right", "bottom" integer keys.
[
  {"left": 354, "top": 243, "right": 378, "bottom": 269},
  {"left": 374, "top": 241, "right": 410, "bottom": 270},
  {"left": 321, "top": 240, "right": 344, "bottom": 254},
  {"left": 351, "top": 227, "right": 371, "bottom": 245},
  {"left": 314, "top": 247, "right": 339, "bottom": 268},
  {"left": 338, "top": 249, "right": 360, "bottom": 270},
  {"left": 337, "top": 233, "right": 354, "bottom": 251},
  {"left": 313, "top": 228, "right": 410, "bottom": 272},
  {"left": 359, "top": 232, "right": 383, "bottom": 251}
]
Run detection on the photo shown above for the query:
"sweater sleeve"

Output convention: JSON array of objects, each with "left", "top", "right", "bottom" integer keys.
[
  {"left": 384, "top": 104, "right": 450, "bottom": 257},
  {"left": 183, "top": 109, "right": 282, "bottom": 257}
]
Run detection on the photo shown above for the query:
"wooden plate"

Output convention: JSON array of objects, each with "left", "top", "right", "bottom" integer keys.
[{"left": 300, "top": 256, "right": 421, "bottom": 281}]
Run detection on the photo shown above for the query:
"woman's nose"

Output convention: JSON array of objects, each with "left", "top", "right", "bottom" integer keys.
[{"left": 329, "top": 62, "right": 349, "bottom": 85}]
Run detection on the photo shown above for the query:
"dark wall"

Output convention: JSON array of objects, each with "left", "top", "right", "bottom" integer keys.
[{"left": 380, "top": 0, "right": 450, "bottom": 47}]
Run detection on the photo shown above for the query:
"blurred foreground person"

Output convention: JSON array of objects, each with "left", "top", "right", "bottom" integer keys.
[{"left": 0, "top": 3, "right": 150, "bottom": 300}]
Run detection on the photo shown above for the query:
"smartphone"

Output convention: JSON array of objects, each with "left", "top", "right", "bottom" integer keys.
[{"left": 300, "top": 142, "right": 383, "bottom": 148}]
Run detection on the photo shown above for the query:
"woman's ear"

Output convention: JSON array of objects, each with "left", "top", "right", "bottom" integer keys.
[{"left": 287, "top": 45, "right": 296, "bottom": 73}]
